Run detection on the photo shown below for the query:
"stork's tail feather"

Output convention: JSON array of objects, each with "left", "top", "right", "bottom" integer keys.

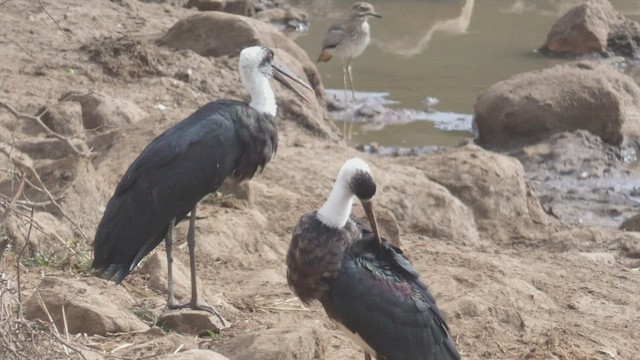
[
  {"left": 92, "top": 262, "right": 131, "bottom": 284},
  {"left": 317, "top": 50, "right": 333, "bottom": 62}
]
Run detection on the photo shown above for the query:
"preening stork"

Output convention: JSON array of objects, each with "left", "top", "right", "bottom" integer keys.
[
  {"left": 92, "top": 46, "right": 314, "bottom": 320},
  {"left": 286, "top": 158, "right": 460, "bottom": 360}
]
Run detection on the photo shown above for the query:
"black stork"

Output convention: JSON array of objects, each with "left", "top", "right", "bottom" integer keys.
[
  {"left": 92, "top": 46, "right": 314, "bottom": 321},
  {"left": 286, "top": 158, "right": 461, "bottom": 360}
]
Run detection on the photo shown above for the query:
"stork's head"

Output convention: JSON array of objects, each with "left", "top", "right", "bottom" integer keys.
[
  {"left": 350, "top": 2, "right": 382, "bottom": 19},
  {"left": 336, "top": 158, "right": 376, "bottom": 201},
  {"left": 337, "top": 158, "right": 381, "bottom": 242},
  {"left": 239, "top": 46, "right": 314, "bottom": 104}
]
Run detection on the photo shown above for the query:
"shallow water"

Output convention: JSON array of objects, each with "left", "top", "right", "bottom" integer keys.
[{"left": 293, "top": 0, "right": 640, "bottom": 146}]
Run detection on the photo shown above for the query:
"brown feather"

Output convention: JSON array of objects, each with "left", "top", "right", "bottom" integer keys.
[{"left": 317, "top": 49, "right": 333, "bottom": 63}]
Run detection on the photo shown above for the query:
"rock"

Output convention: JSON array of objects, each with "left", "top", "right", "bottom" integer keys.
[
  {"left": 222, "top": 0, "right": 251, "bottom": 15},
  {"left": 69, "top": 92, "right": 147, "bottom": 130},
  {"left": 253, "top": 7, "right": 309, "bottom": 36},
  {"left": 16, "top": 138, "right": 87, "bottom": 160},
  {"left": 620, "top": 213, "right": 640, "bottom": 231},
  {"left": 540, "top": 0, "right": 640, "bottom": 58},
  {"left": 379, "top": 170, "right": 481, "bottom": 246},
  {"left": 25, "top": 277, "right": 148, "bottom": 335},
  {"left": 34, "top": 157, "right": 110, "bottom": 233},
  {"left": 157, "top": 349, "right": 230, "bottom": 360},
  {"left": 474, "top": 61, "right": 640, "bottom": 147},
  {"left": 252, "top": 0, "right": 285, "bottom": 13},
  {"left": 218, "top": 177, "right": 255, "bottom": 205},
  {"left": 407, "top": 144, "right": 556, "bottom": 244},
  {"left": 157, "top": 310, "right": 226, "bottom": 335},
  {"left": 185, "top": 0, "right": 224, "bottom": 11},
  {"left": 216, "top": 323, "right": 325, "bottom": 360},
  {"left": 420, "top": 145, "right": 542, "bottom": 220},
  {"left": 39, "top": 101, "right": 84, "bottom": 136},
  {"left": 186, "top": 0, "right": 251, "bottom": 15},
  {"left": 353, "top": 206, "right": 400, "bottom": 246},
  {"left": 139, "top": 251, "right": 203, "bottom": 302},
  {"left": 517, "top": 130, "right": 621, "bottom": 177}
]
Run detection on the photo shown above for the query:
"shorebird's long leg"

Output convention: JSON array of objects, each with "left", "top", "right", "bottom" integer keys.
[
  {"left": 340, "top": 56, "right": 350, "bottom": 140},
  {"left": 165, "top": 218, "right": 177, "bottom": 306},
  {"left": 341, "top": 57, "right": 349, "bottom": 103},
  {"left": 346, "top": 57, "right": 356, "bottom": 100},
  {"left": 346, "top": 56, "right": 356, "bottom": 141},
  {"left": 167, "top": 206, "right": 226, "bottom": 325}
]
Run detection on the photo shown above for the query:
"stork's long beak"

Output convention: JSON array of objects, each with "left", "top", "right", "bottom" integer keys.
[
  {"left": 361, "top": 199, "right": 382, "bottom": 246},
  {"left": 272, "top": 61, "right": 314, "bottom": 102}
]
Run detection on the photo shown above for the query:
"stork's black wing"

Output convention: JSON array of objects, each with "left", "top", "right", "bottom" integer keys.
[
  {"left": 92, "top": 100, "right": 277, "bottom": 282},
  {"left": 328, "top": 231, "right": 460, "bottom": 360}
]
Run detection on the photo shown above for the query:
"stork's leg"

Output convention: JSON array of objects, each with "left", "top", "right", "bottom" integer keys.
[
  {"left": 166, "top": 206, "right": 226, "bottom": 326},
  {"left": 165, "top": 218, "right": 177, "bottom": 306}
]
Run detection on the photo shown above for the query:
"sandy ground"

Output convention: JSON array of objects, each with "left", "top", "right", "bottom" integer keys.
[{"left": 1, "top": 0, "right": 639, "bottom": 359}]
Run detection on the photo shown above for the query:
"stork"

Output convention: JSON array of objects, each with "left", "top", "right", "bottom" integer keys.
[
  {"left": 287, "top": 158, "right": 460, "bottom": 360},
  {"left": 93, "top": 46, "right": 314, "bottom": 322}
]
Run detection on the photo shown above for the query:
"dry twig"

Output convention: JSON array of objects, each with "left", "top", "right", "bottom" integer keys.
[
  {"left": 38, "top": 0, "right": 70, "bottom": 39},
  {"left": 0, "top": 145, "right": 89, "bottom": 243},
  {"left": 0, "top": 101, "right": 87, "bottom": 157}
]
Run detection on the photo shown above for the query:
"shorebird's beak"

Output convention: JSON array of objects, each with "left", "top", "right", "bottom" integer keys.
[
  {"left": 272, "top": 61, "right": 314, "bottom": 102},
  {"left": 369, "top": 12, "right": 382, "bottom": 18},
  {"left": 361, "top": 199, "right": 382, "bottom": 245}
]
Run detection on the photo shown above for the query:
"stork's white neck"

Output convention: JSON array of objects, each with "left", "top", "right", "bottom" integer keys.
[
  {"left": 242, "top": 70, "right": 277, "bottom": 117},
  {"left": 317, "top": 178, "right": 354, "bottom": 229}
]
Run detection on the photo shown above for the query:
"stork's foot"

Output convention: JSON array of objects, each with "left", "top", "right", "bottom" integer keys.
[{"left": 167, "top": 301, "right": 226, "bottom": 326}]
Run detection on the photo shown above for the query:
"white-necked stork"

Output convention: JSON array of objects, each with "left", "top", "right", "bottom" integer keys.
[
  {"left": 287, "top": 158, "right": 461, "bottom": 360},
  {"left": 93, "top": 46, "right": 314, "bottom": 322}
]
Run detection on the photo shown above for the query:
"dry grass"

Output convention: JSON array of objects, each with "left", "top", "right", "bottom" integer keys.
[{"left": 0, "top": 266, "right": 88, "bottom": 359}]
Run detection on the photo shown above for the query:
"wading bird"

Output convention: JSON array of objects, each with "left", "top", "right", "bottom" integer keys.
[
  {"left": 317, "top": 2, "right": 381, "bottom": 100},
  {"left": 93, "top": 46, "right": 314, "bottom": 322},
  {"left": 287, "top": 158, "right": 460, "bottom": 360}
]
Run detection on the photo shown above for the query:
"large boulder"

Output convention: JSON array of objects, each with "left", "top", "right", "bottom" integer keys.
[
  {"left": 73, "top": 92, "right": 147, "bottom": 130},
  {"left": 474, "top": 61, "right": 640, "bottom": 148},
  {"left": 540, "top": 0, "right": 640, "bottom": 58},
  {"left": 216, "top": 323, "right": 325, "bottom": 360},
  {"left": 408, "top": 144, "right": 555, "bottom": 243},
  {"left": 25, "top": 276, "right": 148, "bottom": 335}
]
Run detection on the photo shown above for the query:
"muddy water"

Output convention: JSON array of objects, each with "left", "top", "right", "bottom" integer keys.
[{"left": 293, "top": 0, "right": 640, "bottom": 146}]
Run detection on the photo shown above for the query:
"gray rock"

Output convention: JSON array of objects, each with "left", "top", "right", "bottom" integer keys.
[
  {"left": 139, "top": 251, "right": 201, "bottom": 303},
  {"left": 25, "top": 277, "right": 148, "bottom": 335},
  {"left": 157, "top": 310, "right": 227, "bottom": 335},
  {"left": 540, "top": 0, "right": 640, "bottom": 58},
  {"left": 39, "top": 101, "right": 84, "bottom": 136},
  {"left": 68, "top": 92, "right": 147, "bottom": 130},
  {"left": 474, "top": 61, "right": 640, "bottom": 147},
  {"left": 216, "top": 323, "right": 325, "bottom": 360}
]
